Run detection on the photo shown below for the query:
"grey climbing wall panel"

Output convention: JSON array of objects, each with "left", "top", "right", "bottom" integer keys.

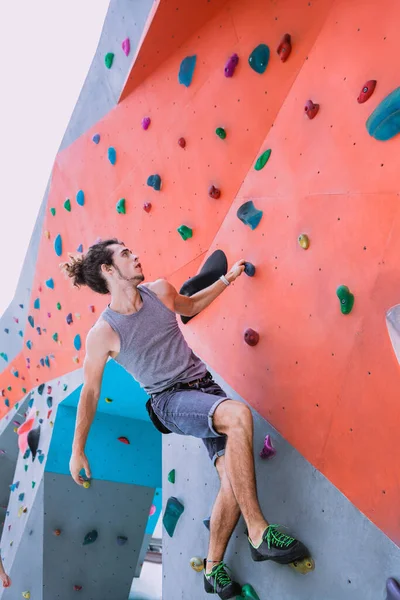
[
  {"left": 42, "top": 472, "right": 155, "bottom": 600},
  {"left": 162, "top": 371, "right": 400, "bottom": 600}
]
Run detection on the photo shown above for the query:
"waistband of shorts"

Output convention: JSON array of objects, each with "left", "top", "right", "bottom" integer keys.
[{"left": 151, "top": 371, "right": 213, "bottom": 397}]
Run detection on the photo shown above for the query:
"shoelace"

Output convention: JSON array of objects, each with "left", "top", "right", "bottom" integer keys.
[
  {"left": 266, "top": 525, "right": 295, "bottom": 549},
  {"left": 207, "top": 562, "right": 232, "bottom": 591}
]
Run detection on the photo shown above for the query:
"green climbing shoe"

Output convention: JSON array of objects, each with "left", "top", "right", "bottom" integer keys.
[
  {"left": 203, "top": 560, "right": 242, "bottom": 599},
  {"left": 247, "top": 524, "right": 312, "bottom": 567}
]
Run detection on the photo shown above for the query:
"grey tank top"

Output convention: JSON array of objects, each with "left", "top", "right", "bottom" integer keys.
[{"left": 100, "top": 285, "right": 207, "bottom": 394}]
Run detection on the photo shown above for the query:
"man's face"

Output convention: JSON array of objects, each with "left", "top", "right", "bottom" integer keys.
[{"left": 110, "top": 244, "right": 145, "bottom": 284}]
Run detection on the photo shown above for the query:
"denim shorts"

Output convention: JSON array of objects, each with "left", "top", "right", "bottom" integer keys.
[{"left": 150, "top": 380, "right": 228, "bottom": 465}]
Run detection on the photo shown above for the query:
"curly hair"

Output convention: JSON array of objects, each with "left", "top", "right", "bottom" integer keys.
[{"left": 59, "top": 238, "right": 122, "bottom": 294}]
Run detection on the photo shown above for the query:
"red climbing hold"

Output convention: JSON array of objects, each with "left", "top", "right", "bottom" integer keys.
[
  {"left": 304, "top": 100, "right": 319, "bottom": 119},
  {"left": 178, "top": 137, "right": 186, "bottom": 148},
  {"left": 244, "top": 328, "right": 259, "bottom": 346},
  {"left": 143, "top": 202, "right": 152, "bottom": 213},
  {"left": 277, "top": 34, "right": 292, "bottom": 62},
  {"left": 208, "top": 185, "right": 221, "bottom": 199},
  {"left": 357, "top": 80, "right": 376, "bottom": 104},
  {"left": 89, "top": 305, "right": 95, "bottom": 313},
  {"left": 118, "top": 436, "right": 130, "bottom": 445},
  {"left": 73, "top": 585, "right": 82, "bottom": 591},
  {"left": 53, "top": 529, "right": 61, "bottom": 536}
]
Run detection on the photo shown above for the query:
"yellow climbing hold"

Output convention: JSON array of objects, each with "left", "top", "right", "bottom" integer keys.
[
  {"left": 190, "top": 557, "right": 204, "bottom": 572},
  {"left": 73, "top": 356, "right": 80, "bottom": 364},
  {"left": 49, "top": 421, "right": 54, "bottom": 427},
  {"left": 83, "top": 480, "right": 91, "bottom": 489},
  {"left": 44, "top": 230, "right": 50, "bottom": 239},
  {"left": 22, "top": 593, "right": 31, "bottom": 599},
  {"left": 105, "top": 397, "right": 113, "bottom": 403},
  {"left": 298, "top": 234, "right": 310, "bottom": 249}
]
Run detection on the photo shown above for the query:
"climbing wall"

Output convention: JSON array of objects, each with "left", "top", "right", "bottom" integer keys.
[{"left": 2, "top": 0, "right": 400, "bottom": 598}]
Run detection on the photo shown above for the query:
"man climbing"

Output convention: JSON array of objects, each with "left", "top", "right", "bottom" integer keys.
[
  {"left": 61, "top": 238, "right": 312, "bottom": 599},
  {"left": 0, "top": 556, "right": 11, "bottom": 588}
]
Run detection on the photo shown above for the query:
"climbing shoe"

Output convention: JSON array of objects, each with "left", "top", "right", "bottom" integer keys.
[
  {"left": 247, "top": 524, "right": 311, "bottom": 565},
  {"left": 203, "top": 559, "right": 242, "bottom": 599}
]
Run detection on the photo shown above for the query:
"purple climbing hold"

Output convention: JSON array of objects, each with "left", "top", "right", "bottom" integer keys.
[
  {"left": 36, "top": 326, "right": 41, "bottom": 335},
  {"left": 259, "top": 434, "right": 276, "bottom": 459},
  {"left": 117, "top": 535, "right": 128, "bottom": 546},
  {"left": 244, "top": 328, "right": 259, "bottom": 346},
  {"left": 66, "top": 313, "right": 73, "bottom": 325},
  {"left": 387, "top": 578, "right": 400, "bottom": 600},
  {"left": 224, "top": 53, "right": 239, "bottom": 77},
  {"left": 92, "top": 134, "right": 100, "bottom": 144},
  {"left": 142, "top": 116, "right": 151, "bottom": 130},
  {"left": 122, "top": 38, "right": 130, "bottom": 56}
]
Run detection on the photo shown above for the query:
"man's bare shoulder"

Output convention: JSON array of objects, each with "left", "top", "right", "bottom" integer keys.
[
  {"left": 87, "top": 319, "right": 119, "bottom": 354},
  {"left": 143, "top": 279, "right": 175, "bottom": 295}
]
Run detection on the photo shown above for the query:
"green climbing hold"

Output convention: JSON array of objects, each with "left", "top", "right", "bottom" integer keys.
[
  {"left": 105, "top": 52, "right": 114, "bottom": 69},
  {"left": 24, "top": 465, "right": 28, "bottom": 472},
  {"left": 248, "top": 44, "right": 270, "bottom": 74},
  {"left": 52, "top": 333, "right": 58, "bottom": 342},
  {"left": 216, "top": 127, "right": 227, "bottom": 140},
  {"left": 50, "top": 208, "right": 56, "bottom": 216},
  {"left": 32, "top": 481, "right": 36, "bottom": 489},
  {"left": 56, "top": 302, "right": 61, "bottom": 310},
  {"left": 177, "top": 225, "right": 193, "bottom": 240},
  {"left": 254, "top": 149, "right": 271, "bottom": 171},
  {"left": 239, "top": 583, "right": 261, "bottom": 599},
  {"left": 163, "top": 497, "right": 184, "bottom": 537},
  {"left": 116, "top": 198, "right": 126, "bottom": 214},
  {"left": 83, "top": 530, "right": 98, "bottom": 545},
  {"left": 168, "top": 469, "right": 176, "bottom": 484},
  {"left": 336, "top": 285, "right": 354, "bottom": 315},
  {"left": 64, "top": 199, "right": 71, "bottom": 212}
]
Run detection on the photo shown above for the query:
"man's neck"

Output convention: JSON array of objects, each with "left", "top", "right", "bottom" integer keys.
[{"left": 109, "top": 285, "right": 143, "bottom": 315}]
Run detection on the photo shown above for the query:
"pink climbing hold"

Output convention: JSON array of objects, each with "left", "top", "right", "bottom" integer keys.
[
  {"left": 149, "top": 504, "right": 156, "bottom": 516},
  {"left": 142, "top": 117, "right": 151, "bottom": 130},
  {"left": 122, "top": 38, "right": 130, "bottom": 56},
  {"left": 260, "top": 434, "right": 276, "bottom": 459},
  {"left": 143, "top": 202, "right": 152, "bottom": 213}
]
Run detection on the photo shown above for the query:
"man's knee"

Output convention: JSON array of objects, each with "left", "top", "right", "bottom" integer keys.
[{"left": 213, "top": 400, "right": 252, "bottom": 434}]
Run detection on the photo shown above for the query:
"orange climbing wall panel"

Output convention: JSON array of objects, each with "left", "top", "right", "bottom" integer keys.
[{"left": 2, "top": 0, "right": 400, "bottom": 545}]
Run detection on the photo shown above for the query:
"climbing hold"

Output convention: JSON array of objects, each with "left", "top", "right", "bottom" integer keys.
[
  {"left": 248, "top": 44, "right": 270, "bottom": 74},
  {"left": 73, "top": 356, "right": 80, "bottom": 364},
  {"left": 26, "top": 341, "right": 32, "bottom": 349},
  {"left": 105, "top": 52, "right": 114, "bottom": 69},
  {"left": 260, "top": 434, "right": 276, "bottom": 459},
  {"left": 190, "top": 557, "right": 204, "bottom": 572},
  {"left": 46, "top": 396, "right": 53, "bottom": 408},
  {"left": 386, "top": 578, "right": 400, "bottom": 600},
  {"left": 89, "top": 305, "right": 95, "bottom": 313},
  {"left": 4, "top": 328, "right": 9, "bottom": 333},
  {"left": 47, "top": 410, "right": 52, "bottom": 420},
  {"left": 28, "top": 316, "right": 34, "bottom": 328},
  {"left": 208, "top": 185, "right": 221, "bottom": 199},
  {"left": 105, "top": 397, "right": 113, "bottom": 403},
  {"left": 178, "top": 137, "right": 186, "bottom": 148},
  {"left": 117, "top": 535, "right": 128, "bottom": 546},
  {"left": 77, "top": 244, "right": 83, "bottom": 253},
  {"left": 74, "top": 335, "right": 82, "bottom": 351},
  {"left": 357, "top": 80, "right": 377, "bottom": 104},
  {"left": 224, "top": 53, "right": 239, "bottom": 77},
  {"left": 244, "top": 328, "right": 259, "bottom": 346},
  {"left": 168, "top": 469, "right": 176, "bottom": 484},
  {"left": 116, "top": 198, "right": 126, "bottom": 214},
  {"left": 298, "top": 234, "right": 310, "bottom": 249},
  {"left": 66, "top": 313, "right": 73, "bottom": 325},
  {"left": 34, "top": 298, "right": 40, "bottom": 309},
  {"left": 0, "top": 353, "right": 8, "bottom": 362},
  {"left": 122, "top": 37, "right": 130, "bottom": 56},
  {"left": 305, "top": 100, "right": 319, "bottom": 119},
  {"left": 142, "top": 116, "right": 151, "bottom": 130},
  {"left": 4, "top": 399, "right": 9, "bottom": 407},
  {"left": 22, "top": 592, "right": 31, "bottom": 598},
  {"left": 336, "top": 285, "right": 354, "bottom": 315},
  {"left": 83, "top": 530, "right": 98, "bottom": 545},
  {"left": 45, "top": 356, "right": 50, "bottom": 367},
  {"left": 18, "top": 493, "right": 25, "bottom": 502},
  {"left": 143, "top": 202, "right": 152, "bottom": 213},
  {"left": 92, "top": 133, "right": 100, "bottom": 144},
  {"left": 216, "top": 127, "right": 227, "bottom": 139},
  {"left": 38, "top": 384, "right": 45, "bottom": 395},
  {"left": 27, "top": 425, "right": 41, "bottom": 460},
  {"left": 244, "top": 262, "right": 256, "bottom": 277},
  {"left": 163, "top": 497, "right": 184, "bottom": 537},
  {"left": 277, "top": 33, "right": 292, "bottom": 62},
  {"left": 32, "top": 481, "right": 36, "bottom": 488},
  {"left": 76, "top": 190, "right": 85, "bottom": 206},
  {"left": 108, "top": 147, "right": 117, "bottom": 165},
  {"left": 64, "top": 199, "right": 71, "bottom": 212},
  {"left": 46, "top": 278, "right": 54, "bottom": 289},
  {"left": 254, "top": 148, "right": 271, "bottom": 171},
  {"left": 118, "top": 436, "right": 130, "bottom": 444},
  {"left": 44, "top": 230, "right": 50, "bottom": 239},
  {"left": 147, "top": 174, "right": 162, "bottom": 191},
  {"left": 52, "top": 333, "right": 58, "bottom": 342},
  {"left": 178, "top": 55, "right": 197, "bottom": 87},
  {"left": 177, "top": 225, "right": 193, "bottom": 240},
  {"left": 83, "top": 480, "right": 91, "bottom": 489},
  {"left": 50, "top": 207, "right": 56, "bottom": 216},
  {"left": 57, "top": 302, "right": 61, "bottom": 310},
  {"left": 237, "top": 201, "right": 263, "bottom": 230},
  {"left": 13, "top": 371, "right": 19, "bottom": 378},
  {"left": 38, "top": 454, "right": 45, "bottom": 464},
  {"left": 54, "top": 234, "right": 62, "bottom": 256},
  {"left": 73, "top": 585, "right": 82, "bottom": 591},
  {"left": 47, "top": 385, "right": 52, "bottom": 393},
  {"left": 63, "top": 384, "right": 68, "bottom": 391},
  {"left": 241, "top": 583, "right": 261, "bottom": 600},
  {"left": 366, "top": 87, "right": 400, "bottom": 140},
  {"left": 37, "top": 327, "right": 42, "bottom": 336}
]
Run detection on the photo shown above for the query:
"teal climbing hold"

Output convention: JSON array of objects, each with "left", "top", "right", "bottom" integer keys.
[
  {"left": 34, "top": 298, "right": 40, "bottom": 309},
  {"left": 147, "top": 174, "right": 162, "bottom": 191},
  {"left": 74, "top": 334, "right": 82, "bottom": 351},
  {"left": 63, "top": 384, "right": 68, "bottom": 391},
  {"left": 116, "top": 198, "right": 126, "bottom": 214},
  {"left": 254, "top": 149, "right": 271, "bottom": 171},
  {"left": 83, "top": 530, "right": 98, "bottom": 545},
  {"left": 18, "top": 330, "right": 23, "bottom": 337},
  {"left": 237, "top": 201, "right": 263, "bottom": 230},
  {"left": 52, "top": 333, "right": 58, "bottom": 342},
  {"left": 54, "top": 234, "right": 62, "bottom": 257},
  {"left": 46, "top": 396, "right": 53, "bottom": 408},
  {"left": 26, "top": 341, "right": 32, "bottom": 350},
  {"left": 248, "top": 44, "right": 270, "bottom": 74},
  {"left": 240, "top": 583, "right": 261, "bottom": 599},
  {"left": 366, "top": 87, "right": 400, "bottom": 141},
  {"left": 32, "top": 481, "right": 36, "bottom": 489},
  {"left": 4, "top": 399, "right": 9, "bottom": 407},
  {"left": 163, "top": 497, "right": 184, "bottom": 537},
  {"left": 38, "top": 454, "right": 45, "bottom": 464},
  {"left": 45, "top": 278, "right": 54, "bottom": 289},
  {"left": 13, "top": 371, "right": 19, "bottom": 378},
  {"left": 18, "top": 493, "right": 25, "bottom": 502},
  {"left": 76, "top": 190, "right": 85, "bottom": 206},
  {"left": 177, "top": 225, "right": 193, "bottom": 240},
  {"left": 336, "top": 285, "right": 354, "bottom": 315},
  {"left": 23, "top": 449, "right": 30, "bottom": 459},
  {"left": 38, "top": 384, "right": 45, "bottom": 395},
  {"left": 178, "top": 55, "right": 197, "bottom": 87},
  {"left": 28, "top": 316, "right": 34, "bottom": 328},
  {"left": 1, "top": 352, "right": 9, "bottom": 363},
  {"left": 105, "top": 52, "right": 114, "bottom": 69},
  {"left": 45, "top": 356, "right": 50, "bottom": 368},
  {"left": 108, "top": 147, "right": 116, "bottom": 165},
  {"left": 50, "top": 207, "right": 56, "bottom": 216}
]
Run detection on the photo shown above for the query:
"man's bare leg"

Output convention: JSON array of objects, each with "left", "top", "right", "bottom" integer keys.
[
  {"left": 213, "top": 400, "right": 269, "bottom": 547},
  {"left": 205, "top": 455, "right": 241, "bottom": 574}
]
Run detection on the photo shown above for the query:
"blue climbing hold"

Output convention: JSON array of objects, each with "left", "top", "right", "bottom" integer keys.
[
  {"left": 38, "top": 454, "right": 45, "bottom": 464},
  {"left": 26, "top": 341, "right": 32, "bottom": 350},
  {"left": 13, "top": 371, "right": 19, "bottom": 378},
  {"left": 147, "top": 174, "right": 162, "bottom": 191},
  {"left": 74, "top": 334, "right": 82, "bottom": 351},
  {"left": 38, "top": 384, "right": 45, "bottom": 395},
  {"left": 45, "top": 278, "right": 54, "bottom": 289},
  {"left": 4, "top": 399, "right": 9, "bottom": 407},
  {"left": 40, "top": 358, "right": 45, "bottom": 367},
  {"left": 18, "top": 493, "right": 25, "bottom": 502},
  {"left": 178, "top": 55, "right": 197, "bottom": 87},
  {"left": 4, "top": 328, "right": 9, "bottom": 334},
  {"left": 66, "top": 313, "right": 73, "bottom": 325},
  {"left": 108, "top": 147, "right": 117, "bottom": 165},
  {"left": 54, "top": 234, "right": 62, "bottom": 257},
  {"left": 76, "top": 190, "right": 85, "bottom": 206},
  {"left": 23, "top": 449, "right": 30, "bottom": 459},
  {"left": 28, "top": 398, "right": 34, "bottom": 408},
  {"left": 34, "top": 298, "right": 40, "bottom": 309},
  {"left": 28, "top": 316, "right": 34, "bottom": 328},
  {"left": 92, "top": 133, "right": 100, "bottom": 144},
  {"left": 237, "top": 201, "right": 263, "bottom": 230},
  {"left": 248, "top": 44, "right": 270, "bottom": 74},
  {"left": 18, "top": 330, "right": 23, "bottom": 337},
  {"left": 77, "top": 244, "right": 83, "bottom": 253},
  {"left": 45, "top": 356, "right": 50, "bottom": 368},
  {"left": 36, "top": 326, "right": 41, "bottom": 335},
  {"left": 366, "top": 87, "right": 400, "bottom": 141}
]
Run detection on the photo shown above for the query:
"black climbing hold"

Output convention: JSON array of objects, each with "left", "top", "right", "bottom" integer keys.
[
  {"left": 237, "top": 201, "right": 263, "bottom": 230},
  {"left": 27, "top": 425, "right": 41, "bottom": 460},
  {"left": 244, "top": 263, "right": 256, "bottom": 277},
  {"left": 248, "top": 44, "right": 270, "bottom": 74},
  {"left": 83, "top": 530, "right": 98, "bottom": 545}
]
